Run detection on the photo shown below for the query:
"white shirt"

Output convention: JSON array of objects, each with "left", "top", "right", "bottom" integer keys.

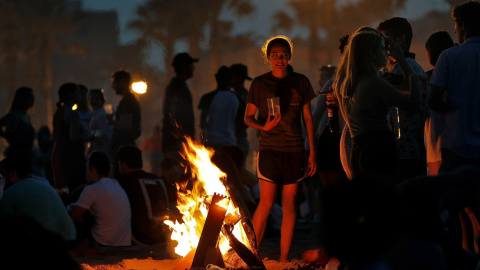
[{"left": 76, "top": 178, "right": 131, "bottom": 246}]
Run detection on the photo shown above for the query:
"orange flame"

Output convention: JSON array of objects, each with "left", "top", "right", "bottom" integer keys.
[{"left": 164, "top": 137, "right": 252, "bottom": 258}]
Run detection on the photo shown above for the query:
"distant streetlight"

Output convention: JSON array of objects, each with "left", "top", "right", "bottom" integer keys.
[
  {"left": 132, "top": 81, "right": 147, "bottom": 94},
  {"left": 72, "top": 104, "right": 78, "bottom": 110}
]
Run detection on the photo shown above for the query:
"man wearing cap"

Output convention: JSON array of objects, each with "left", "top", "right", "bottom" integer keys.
[
  {"left": 230, "top": 63, "right": 252, "bottom": 165},
  {"left": 198, "top": 66, "right": 239, "bottom": 149},
  {"left": 162, "top": 52, "right": 198, "bottom": 156}
]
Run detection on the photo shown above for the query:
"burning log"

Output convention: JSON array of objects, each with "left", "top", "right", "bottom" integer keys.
[
  {"left": 222, "top": 222, "right": 266, "bottom": 269},
  {"left": 191, "top": 193, "right": 228, "bottom": 268}
]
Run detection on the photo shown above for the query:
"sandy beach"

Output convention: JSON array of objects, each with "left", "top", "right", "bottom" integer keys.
[{"left": 76, "top": 221, "right": 323, "bottom": 270}]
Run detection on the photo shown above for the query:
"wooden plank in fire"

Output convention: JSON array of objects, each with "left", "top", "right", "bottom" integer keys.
[{"left": 191, "top": 193, "right": 228, "bottom": 268}]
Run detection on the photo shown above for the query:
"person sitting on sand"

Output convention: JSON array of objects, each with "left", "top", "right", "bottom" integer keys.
[
  {"left": 117, "top": 145, "right": 170, "bottom": 245},
  {"left": 69, "top": 151, "right": 131, "bottom": 247}
]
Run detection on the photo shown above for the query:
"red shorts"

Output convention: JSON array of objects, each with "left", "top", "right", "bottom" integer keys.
[{"left": 257, "top": 150, "right": 308, "bottom": 185}]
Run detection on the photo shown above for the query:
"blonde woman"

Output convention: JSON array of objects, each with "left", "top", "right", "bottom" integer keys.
[
  {"left": 244, "top": 35, "right": 317, "bottom": 262},
  {"left": 334, "top": 31, "right": 422, "bottom": 187}
]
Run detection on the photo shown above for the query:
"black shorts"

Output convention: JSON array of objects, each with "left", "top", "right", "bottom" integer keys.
[{"left": 257, "top": 150, "right": 308, "bottom": 185}]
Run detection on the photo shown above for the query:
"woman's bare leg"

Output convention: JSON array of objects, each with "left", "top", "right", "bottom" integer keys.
[
  {"left": 280, "top": 183, "right": 299, "bottom": 262},
  {"left": 252, "top": 180, "right": 278, "bottom": 246}
]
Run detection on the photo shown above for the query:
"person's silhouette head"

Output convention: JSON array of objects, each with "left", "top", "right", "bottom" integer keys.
[
  {"left": 110, "top": 69, "right": 131, "bottom": 96},
  {"left": 451, "top": 1, "right": 480, "bottom": 44},
  {"left": 10, "top": 87, "right": 34, "bottom": 113},
  {"left": 377, "top": 17, "right": 413, "bottom": 54},
  {"left": 172, "top": 52, "right": 199, "bottom": 80},
  {"left": 425, "top": 31, "right": 455, "bottom": 67},
  {"left": 215, "top": 65, "right": 232, "bottom": 89}
]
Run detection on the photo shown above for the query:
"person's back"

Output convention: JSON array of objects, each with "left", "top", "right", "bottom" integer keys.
[
  {"left": 344, "top": 77, "right": 392, "bottom": 137},
  {"left": 110, "top": 69, "right": 141, "bottom": 151},
  {"left": 117, "top": 145, "right": 169, "bottom": 244},
  {"left": 75, "top": 177, "right": 131, "bottom": 246},
  {"left": 162, "top": 53, "right": 198, "bottom": 155},
  {"left": 198, "top": 66, "right": 239, "bottom": 148},
  {"left": 119, "top": 170, "right": 169, "bottom": 244},
  {"left": 429, "top": 1, "right": 480, "bottom": 172},
  {"left": 113, "top": 92, "right": 140, "bottom": 146},
  {"left": 70, "top": 151, "right": 131, "bottom": 247},
  {"left": 0, "top": 178, "right": 76, "bottom": 242},
  {"left": 205, "top": 90, "right": 239, "bottom": 146},
  {"left": 162, "top": 77, "right": 194, "bottom": 146},
  {"left": 432, "top": 43, "right": 480, "bottom": 157}
]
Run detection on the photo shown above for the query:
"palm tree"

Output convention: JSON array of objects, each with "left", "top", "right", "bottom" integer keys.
[
  {"left": 130, "top": 0, "right": 254, "bottom": 83},
  {"left": 273, "top": 0, "right": 406, "bottom": 67},
  {"left": 193, "top": 0, "right": 254, "bottom": 74},
  {"left": 274, "top": 0, "right": 334, "bottom": 69},
  {"left": 129, "top": 0, "right": 194, "bottom": 80}
]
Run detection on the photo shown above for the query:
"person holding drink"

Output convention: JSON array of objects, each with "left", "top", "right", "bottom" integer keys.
[
  {"left": 244, "top": 35, "right": 317, "bottom": 262},
  {"left": 334, "top": 30, "right": 422, "bottom": 188}
]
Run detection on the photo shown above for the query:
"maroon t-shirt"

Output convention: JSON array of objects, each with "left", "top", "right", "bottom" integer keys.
[{"left": 247, "top": 71, "right": 315, "bottom": 151}]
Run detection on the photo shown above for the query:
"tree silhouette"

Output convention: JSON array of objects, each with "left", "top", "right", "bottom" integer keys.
[
  {"left": 129, "top": 0, "right": 189, "bottom": 80},
  {"left": 0, "top": 0, "right": 81, "bottom": 126},
  {"left": 130, "top": 0, "right": 254, "bottom": 79},
  {"left": 274, "top": 0, "right": 406, "bottom": 68}
]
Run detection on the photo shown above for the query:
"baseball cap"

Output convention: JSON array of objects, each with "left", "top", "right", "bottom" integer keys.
[
  {"left": 172, "top": 52, "right": 199, "bottom": 67},
  {"left": 215, "top": 66, "right": 232, "bottom": 80},
  {"left": 230, "top": 64, "right": 252, "bottom": 80}
]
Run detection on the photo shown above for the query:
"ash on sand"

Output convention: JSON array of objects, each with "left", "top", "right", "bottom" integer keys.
[{"left": 78, "top": 222, "right": 323, "bottom": 270}]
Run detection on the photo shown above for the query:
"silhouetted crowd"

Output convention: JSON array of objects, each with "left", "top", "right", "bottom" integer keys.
[{"left": 1, "top": 2, "right": 480, "bottom": 270}]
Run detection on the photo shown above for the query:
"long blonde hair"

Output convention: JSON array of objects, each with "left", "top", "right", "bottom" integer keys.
[{"left": 335, "top": 31, "right": 384, "bottom": 98}]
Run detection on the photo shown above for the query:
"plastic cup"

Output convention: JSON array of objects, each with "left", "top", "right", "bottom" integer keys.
[{"left": 267, "top": 97, "right": 280, "bottom": 115}]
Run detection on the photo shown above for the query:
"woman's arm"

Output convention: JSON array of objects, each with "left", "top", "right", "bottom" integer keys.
[
  {"left": 303, "top": 103, "right": 317, "bottom": 177},
  {"left": 244, "top": 103, "right": 280, "bottom": 131},
  {"left": 379, "top": 37, "right": 422, "bottom": 111},
  {"left": 378, "top": 74, "right": 422, "bottom": 112}
]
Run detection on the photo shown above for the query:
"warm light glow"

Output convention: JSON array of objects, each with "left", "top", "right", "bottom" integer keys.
[
  {"left": 164, "top": 137, "right": 253, "bottom": 259},
  {"left": 132, "top": 81, "right": 147, "bottom": 94},
  {"left": 72, "top": 104, "right": 78, "bottom": 110}
]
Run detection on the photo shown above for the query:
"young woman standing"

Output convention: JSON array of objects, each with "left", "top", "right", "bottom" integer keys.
[
  {"left": 244, "top": 35, "right": 317, "bottom": 262},
  {"left": 334, "top": 31, "right": 422, "bottom": 187}
]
